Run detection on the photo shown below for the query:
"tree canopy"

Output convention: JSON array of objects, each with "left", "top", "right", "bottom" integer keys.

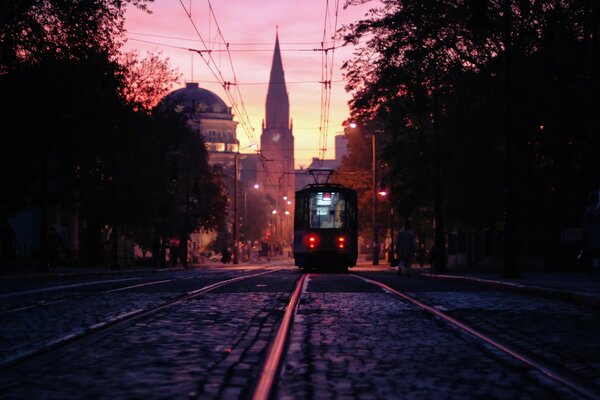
[
  {"left": 340, "top": 0, "right": 599, "bottom": 267},
  {"left": 0, "top": 0, "right": 228, "bottom": 265}
]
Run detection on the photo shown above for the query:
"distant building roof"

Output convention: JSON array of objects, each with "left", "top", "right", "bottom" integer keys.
[{"left": 158, "top": 82, "right": 232, "bottom": 120}]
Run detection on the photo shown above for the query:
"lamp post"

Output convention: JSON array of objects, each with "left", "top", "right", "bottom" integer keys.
[
  {"left": 181, "top": 177, "right": 198, "bottom": 269},
  {"left": 389, "top": 206, "right": 395, "bottom": 267},
  {"left": 372, "top": 130, "right": 381, "bottom": 265},
  {"left": 233, "top": 144, "right": 257, "bottom": 264},
  {"left": 501, "top": 0, "right": 518, "bottom": 278},
  {"left": 233, "top": 152, "right": 239, "bottom": 264}
]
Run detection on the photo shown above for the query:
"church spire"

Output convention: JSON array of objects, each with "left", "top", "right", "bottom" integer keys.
[{"left": 265, "top": 30, "right": 290, "bottom": 130}]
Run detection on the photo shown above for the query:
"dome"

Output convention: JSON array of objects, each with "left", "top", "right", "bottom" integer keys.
[{"left": 159, "top": 82, "right": 232, "bottom": 119}]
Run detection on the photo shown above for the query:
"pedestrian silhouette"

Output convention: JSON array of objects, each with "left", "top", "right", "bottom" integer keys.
[
  {"left": 582, "top": 191, "right": 600, "bottom": 275},
  {"left": 396, "top": 219, "right": 416, "bottom": 276},
  {"left": 0, "top": 217, "right": 18, "bottom": 271},
  {"left": 221, "top": 246, "right": 231, "bottom": 264},
  {"left": 47, "top": 225, "right": 62, "bottom": 269},
  {"left": 170, "top": 242, "right": 179, "bottom": 267},
  {"left": 417, "top": 235, "right": 427, "bottom": 268},
  {"left": 151, "top": 229, "right": 161, "bottom": 267}
]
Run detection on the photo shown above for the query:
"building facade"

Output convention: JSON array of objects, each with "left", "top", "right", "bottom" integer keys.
[
  {"left": 258, "top": 32, "right": 295, "bottom": 245},
  {"left": 160, "top": 82, "right": 240, "bottom": 252}
]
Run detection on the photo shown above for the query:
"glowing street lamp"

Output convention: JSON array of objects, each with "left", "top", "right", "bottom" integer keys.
[{"left": 233, "top": 143, "right": 258, "bottom": 265}]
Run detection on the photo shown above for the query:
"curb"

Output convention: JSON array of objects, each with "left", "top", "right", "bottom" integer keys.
[
  {"left": 423, "top": 273, "right": 600, "bottom": 308},
  {"left": 0, "top": 266, "right": 186, "bottom": 281}
]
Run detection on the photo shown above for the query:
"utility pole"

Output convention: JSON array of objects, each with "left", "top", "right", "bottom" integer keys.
[
  {"left": 372, "top": 131, "right": 379, "bottom": 265},
  {"left": 233, "top": 153, "right": 239, "bottom": 264},
  {"left": 501, "top": 0, "right": 519, "bottom": 278},
  {"left": 431, "top": 86, "right": 446, "bottom": 273}
]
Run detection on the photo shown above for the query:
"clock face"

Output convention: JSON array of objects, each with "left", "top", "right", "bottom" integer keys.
[{"left": 271, "top": 132, "right": 281, "bottom": 143}]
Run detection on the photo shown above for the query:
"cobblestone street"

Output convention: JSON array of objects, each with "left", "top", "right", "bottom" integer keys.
[
  {"left": 279, "top": 274, "right": 585, "bottom": 399},
  {"left": 0, "top": 266, "right": 598, "bottom": 399}
]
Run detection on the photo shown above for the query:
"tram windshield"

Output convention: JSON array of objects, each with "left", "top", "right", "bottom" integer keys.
[{"left": 308, "top": 191, "right": 345, "bottom": 229}]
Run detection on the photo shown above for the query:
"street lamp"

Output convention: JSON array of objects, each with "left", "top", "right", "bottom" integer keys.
[
  {"left": 376, "top": 185, "right": 395, "bottom": 267},
  {"left": 233, "top": 143, "right": 258, "bottom": 264},
  {"left": 181, "top": 177, "right": 199, "bottom": 269},
  {"left": 372, "top": 130, "right": 383, "bottom": 265},
  {"left": 347, "top": 121, "right": 381, "bottom": 265}
]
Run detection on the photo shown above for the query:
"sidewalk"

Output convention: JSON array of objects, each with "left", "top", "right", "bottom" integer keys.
[
  {"left": 422, "top": 268, "right": 600, "bottom": 308},
  {"left": 0, "top": 255, "right": 295, "bottom": 281},
  {"left": 0, "top": 264, "right": 186, "bottom": 281}
]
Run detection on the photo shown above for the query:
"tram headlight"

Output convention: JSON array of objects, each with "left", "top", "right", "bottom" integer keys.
[
  {"left": 336, "top": 235, "right": 346, "bottom": 249},
  {"left": 304, "top": 233, "right": 320, "bottom": 249}
]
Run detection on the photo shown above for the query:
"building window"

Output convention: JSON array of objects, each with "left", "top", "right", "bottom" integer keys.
[
  {"left": 207, "top": 130, "right": 217, "bottom": 142},
  {"left": 214, "top": 143, "right": 225, "bottom": 152}
]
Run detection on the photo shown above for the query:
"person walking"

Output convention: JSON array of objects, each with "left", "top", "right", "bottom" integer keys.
[
  {"left": 151, "top": 229, "right": 161, "bottom": 268},
  {"left": 0, "top": 217, "right": 19, "bottom": 271},
  {"left": 582, "top": 190, "right": 600, "bottom": 275},
  {"left": 396, "top": 219, "right": 416, "bottom": 276}
]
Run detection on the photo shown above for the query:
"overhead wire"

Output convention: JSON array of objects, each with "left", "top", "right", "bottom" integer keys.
[
  {"left": 127, "top": 31, "right": 337, "bottom": 47},
  {"left": 318, "top": 0, "right": 340, "bottom": 163},
  {"left": 176, "top": 0, "right": 259, "bottom": 150},
  {"left": 204, "top": 0, "right": 279, "bottom": 182},
  {"left": 207, "top": 0, "right": 258, "bottom": 147},
  {"left": 170, "top": 1, "right": 345, "bottom": 175}
]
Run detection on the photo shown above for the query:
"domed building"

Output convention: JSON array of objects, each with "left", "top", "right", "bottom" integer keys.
[
  {"left": 159, "top": 82, "right": 242, "bottom": 259},
  {"left": 160, "top": 82, "right": 240, "bottom": 164}
]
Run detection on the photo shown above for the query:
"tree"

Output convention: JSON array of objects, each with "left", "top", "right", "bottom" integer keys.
[
  {"left": 119, "top": 50, "right": 181, "bottom": 113},
  {"left": 332, "top": 124, "right": 373, "bottom": 236},
  {"left": 0, "top": 0, "right": 230, "bottom": 267},
  {"left": 341, "top": 1, "right": 597, "bottom": 269}
]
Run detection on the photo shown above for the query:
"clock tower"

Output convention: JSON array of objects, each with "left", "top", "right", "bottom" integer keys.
[{"left": 259, "top": 30, "right": 295, "bottom": 245}]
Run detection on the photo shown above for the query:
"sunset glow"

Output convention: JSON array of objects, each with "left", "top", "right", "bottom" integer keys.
[{"left": 123, "top": 0, "right": 376, "bottom": 168}]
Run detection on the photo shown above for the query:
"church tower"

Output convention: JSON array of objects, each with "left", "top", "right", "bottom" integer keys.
[{"left": 259, "top": 30, "right": 295, "bottom": 244}]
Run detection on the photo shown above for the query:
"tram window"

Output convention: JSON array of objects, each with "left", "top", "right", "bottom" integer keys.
[
  {"left": 308, "top": 192, "right": 345, "bottom": 229},
  {"left": 294, "top": 193, "right": 307, "bottom": 229}
]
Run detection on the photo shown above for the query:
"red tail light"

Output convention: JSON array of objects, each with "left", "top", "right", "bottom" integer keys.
[
  {"left": 336, "top": 235, "right": 346, "bottom": 249},
  {"left": 305, "top": 233, "right": 320, "bottom": 249}
]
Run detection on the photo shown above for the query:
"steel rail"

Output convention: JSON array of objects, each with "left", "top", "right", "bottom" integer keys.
[
  {"left": 253, "top": 273, "right": 307, "bottom": 400},
  {"left": 0, "top": 277, "right": 142, "bottom": 299},
  {"left": 353, "top": 274, "right": 600, "bottom": 400},
  {"left": 1, "top": 275, "right": 204, "bottom": 314},
  {"left": 0, "top": 269, "right": 279, "bottom": 369}
]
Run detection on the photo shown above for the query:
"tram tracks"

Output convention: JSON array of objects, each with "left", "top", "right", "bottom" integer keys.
[
  {"left": 353, "top": 274, "right": 600, "bottom": 400},
  {"left": 0, "top": 277, "right": 184, "bottom": 314},
  {"left": 0, "top": 269, "right": 278, "bottom": 370},
  {"left": 253, "top": 272, "right": 599, "bottom": 400},
  {"left": 3, "top": 269, "right": 597, "bottom": 398}
]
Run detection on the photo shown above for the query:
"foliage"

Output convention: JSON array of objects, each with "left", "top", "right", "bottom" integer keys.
[
  {"left": 0, "top": 0, "right": 229, "bottom": 264},
  {"left": 332, "top": 125, "right": 373, "bottom": 235},
  {"left": 0, "top": 0, "right": 149, "bottom": 74},
  {"left": 241, "top": 188, "right": 272, "bottom": 242},
  {"left": 119, "top": 50, "right": 181, "bottom": 113},
  {"left": 341, "top": 0, "right": 599, "bottom": 265},
  {"left": 341, "top": 0, "right": 600, "bottom": 268}
]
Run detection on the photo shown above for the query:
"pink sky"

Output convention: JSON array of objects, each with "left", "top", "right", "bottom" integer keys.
[{"left": 124, "top": 0, "right": 377, "bottom": 168}]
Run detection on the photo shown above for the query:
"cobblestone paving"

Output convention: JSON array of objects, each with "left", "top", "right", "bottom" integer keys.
[
  {"left": 0, "top": 292, "right": 178, "bottom": 366},
  {"left": 414, "top": 291, "right": 600, "bottom": 387},
  {"left": 0, "top": 292, "right": 289, "bottom": 399},
  {"left": 279, "top": 292, "right": 582, "bottom": 399}
]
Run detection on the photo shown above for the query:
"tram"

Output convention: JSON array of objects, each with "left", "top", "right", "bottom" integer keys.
[{"left": 293, "top": 183, "right": 358, "bottom": 271}]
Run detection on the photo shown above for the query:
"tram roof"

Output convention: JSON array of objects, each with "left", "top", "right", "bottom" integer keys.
[{"left": 298, "top": 183, "right": 355, "bottom": 192}]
